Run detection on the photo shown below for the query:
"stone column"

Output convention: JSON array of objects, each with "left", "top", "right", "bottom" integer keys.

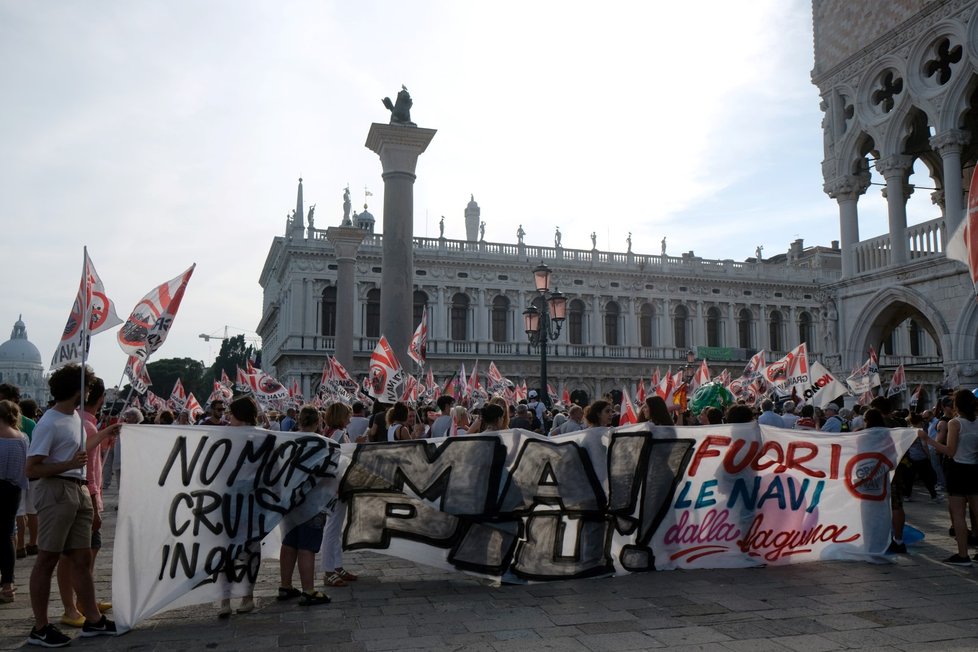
[
  {"left": 876, "top": 155, "right": 913, "bottom": 265},
  {"left": 825, "top": 174, "right": 869, "bottom": 278},
  {"left": 930, "top": 129, "right": 970, "bottom": 237},
  {"left": 624, "top": 298, "right": 637, "bottom": 347},
  {"left": 365, "top": 123, "right": 437, "bottom": 362},
  {"left": 725, "top": 303, "right": 737, "bottom": 349},
  {"left": 693, "top": 301, "right": 704, "bottom": 348},
  {"left": 326, "top": 226, "right": 366, "bottom": 371}
]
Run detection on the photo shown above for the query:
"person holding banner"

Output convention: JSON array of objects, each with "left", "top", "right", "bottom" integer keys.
[
  {"left": 26, "top": 364, "right": 120, "bottom": 646},
  {"left": 278, "top": 406, "right": 332, "bottom": 606}
]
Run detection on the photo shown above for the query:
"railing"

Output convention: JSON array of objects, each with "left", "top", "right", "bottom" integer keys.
[
  {"left": 854, "top": 216, "right": 946, "bottom": 274},
  {"left": 302, "top": 229, "right": 841, "bottom": 282}
]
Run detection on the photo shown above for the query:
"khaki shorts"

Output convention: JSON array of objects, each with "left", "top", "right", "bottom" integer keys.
[{"left": 34, "top": 477, "right": 93, "bottom": 553}]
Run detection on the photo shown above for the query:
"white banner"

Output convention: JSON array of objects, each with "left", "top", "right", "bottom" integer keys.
[
  {"left": 113, "top": 423, "right": 915, "bottom": 631},
  {"left": 113, "top": 425, "right": 341, "bottom": 631}
]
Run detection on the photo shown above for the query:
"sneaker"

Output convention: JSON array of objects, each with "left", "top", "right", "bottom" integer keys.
[
  {"left": 80, "top": 615, "right": 118, "bottom": 637},
  {"left": 217, "top": 600, "right": 232, "bottom": 619},
  {"left": 27, "top": 623, "right": 71, "bottom": 647},
  {"left": 943, "top": 554, "right": 973, "bottom": 567},
  {"left": 277, "top": 586, "right": 301, "bottom": 601},
  {"left": 885, "top": 540, "right": 907, "bottom": 554},
  {"left": 298, "top": 590, "right": 331, "bottom": 606}
]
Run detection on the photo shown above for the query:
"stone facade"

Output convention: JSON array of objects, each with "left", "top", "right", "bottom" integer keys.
[{"left": 814, "top": 0, "right": 978, "bottom": 401}]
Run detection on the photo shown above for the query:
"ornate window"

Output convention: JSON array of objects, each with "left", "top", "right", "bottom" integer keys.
[
  {"left": 706, "top": 307, "right": 722, "bottom": 347},
  {"left": 605, "top": 301, "right": 620, "bottom": 346},
  {"left": 365, "top": 288, "right": 381, "bottom": 338},
  {"left": 568, "top": 299, "right": 585, "bottom": 345},
  {"left": 321, "top": 286, "right": 336, "bottom": 337},
  {"left": 769, "top": 310, "right": 784, "bottom": 352},
  {"left": 798, "top": 311, "right": 813, "bottom": 350},
  {"left": 738, "top": 308, "right": 753, "bottom": 350},
  {"left": 639, "top": 303, "right": 655, "bottom": 347},
  {"left": 491, "top": 296, "right": 509, "bottom": 342},
  {"left": 674, "top": 305, "right": 688, "bottom": 349},
  {"left": 451, "top": 293, "right": 470, "bottom": 341}
]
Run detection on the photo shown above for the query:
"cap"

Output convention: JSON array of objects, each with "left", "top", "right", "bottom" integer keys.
[
  {"left": 824, "top": 403, "right": 839, "bottom": 413},
  {"left": 528, "top": 390, "right": 538, "bottom": 398}
]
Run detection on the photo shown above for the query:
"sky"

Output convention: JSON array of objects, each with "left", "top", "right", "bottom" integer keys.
[{"left": 0, "top": 0, "right": 941, "bottom": 386}]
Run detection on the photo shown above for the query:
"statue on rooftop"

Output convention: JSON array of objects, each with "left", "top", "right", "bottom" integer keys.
[
  {"left": 480, "top": 221, "right": 486, "bottom": 241},
  {"left": 756, "top": 245, "right": 764, "bottom": 261},
  {"left": 661, "top": 237, "right": 667, "bottom": 256},
  {"left": 517, "top": 224, "right": 525, "bottom": 244},
  {"left": 343, "top": 186, "right": 351, "bottom": 224},
  {"left": 555, "top": 227, "right": 562, "bottom": 247},
  {"left": 382, "top": 85, "right": 416, "bottom": 126},
  {"left": 591, "top": 232, "right": 597, "bottom": 248},
  {"left": 307, "top": 204, "right": 316, "bottom": 228},
  {"left": 627, "top": 232, "right": 632, "bottom": 252},
  {"left": 439, "top": 216, "right": 445, "bottom": 238}
]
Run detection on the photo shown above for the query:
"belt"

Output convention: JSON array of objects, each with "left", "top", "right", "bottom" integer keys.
[{"left": 51, "top": 475, "right": 87, "bottom": 486}]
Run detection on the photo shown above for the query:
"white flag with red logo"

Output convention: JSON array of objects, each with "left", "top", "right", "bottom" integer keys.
[
  {"left": 909, "top": 384, "right": 923, "bottom": 408},
  {"left": 207, "top": 381, "right": 233, "bottom": 405},
  {"left": 118, "top": 264, "right": 195, "bottom": 360},
  {"left": 486, "top": 361, "right": 512, "bottom": 393},
  {"left": 655, "top": 366, "right": 674, "bottom": 401},
  {"left": 407, "top": 305, "right": 428, "bottom": 365},
  {"left": 400, "top": 374, "right": 420, "bottom": 404},
  {"left": 184, "top": 393, "right": 203, "bottom": 420},
  {"left": 763, "top": 343, "right": 809, "bottom": 394},
  {"left": 947, "top": 166, "right": 978, "bottom": 299},
  {"left": 168, "top": 378, "right": 187, "bottom": 411},
  {"left": 51, "top": 248, "right": 122, "bottom": 369},
  {"left": 650, "top": 367, "right": 661, "bottom": 391},
  {"left": 562, "top": 384, "right": 572, "bottom": 406},
  {"left": 887, "top": 364, "right": 907, "bottom": 398},
  {"left": 619, "top": 387, "right": 638, "bottom": 426},
  {"left": 145, "top": 390, "right": 167, "bottom": 412},
  {"left": 124, "top": 356, "right": 152, "bottom": 395},
  {"left": 368, "top": 336, "right": 405, "bottom": 403},
  {"left": 690, "top": 359, "right": 711, "bottom": 395},
  {"left": 846, "top": 350, "right": 882, "bottom": 394}
]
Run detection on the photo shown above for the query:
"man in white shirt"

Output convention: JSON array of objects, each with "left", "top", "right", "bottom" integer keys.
[
  {"left": 555, "top": 405, "right": 586, "bottom": 434},
  {"left": 429, "top": 395, "right": 455, "bottom": 438},
  {"left": 346, "top": 402, "right": 370, "bottom": 440},
  {"left": 26, "top": 364, "right": 121, "bottom": 645},
  {"left": 780, "top": 400, "right": 799, "bottom": 429},
  {"left": 757, "top": 400, "right": 785, "bottom": 427}
]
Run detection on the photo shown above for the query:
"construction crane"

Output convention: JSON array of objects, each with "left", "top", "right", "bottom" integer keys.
[{"left": 198, "top": 325, "right": 261, "bottom": 344}]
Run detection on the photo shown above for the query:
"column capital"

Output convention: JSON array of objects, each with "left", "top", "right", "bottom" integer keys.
[
  {"left": 325, "top": 225, "right": 367, "bottom": 261},
  {"left": 929, "top": 129, "right": 970, "bottom": 156},
  {"left": 365, "top": 123, "right": 437, "bottom": 175},
  {"left": 824, "top": 174, "right": 870, "bottom": 200},
  {"left": 874, "top": 155, "right": 914, "bottom": 179}
]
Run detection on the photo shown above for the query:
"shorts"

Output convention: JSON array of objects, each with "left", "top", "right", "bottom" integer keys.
[
  {"left": 34, "top": 477, "right": 94, "bottom": 553},
  {"left": 283, "top": 513, "right": 327, "bottom": 552},
  {"left": 945, "top": 461, "right": 978, "bottom": 497},
  {"left": 16, "top": 480, "right": 36, "bottom": 517},
  {"left": 91, "top": 527, "right": 102, "bottom": 550}
]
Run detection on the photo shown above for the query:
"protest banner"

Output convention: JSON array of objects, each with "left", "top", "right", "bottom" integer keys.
[
  {"left": 368, "top": 336, "right": 405, "bottom": 403},
  {"left": 113, "top": 422, "right": 915, "bottom": 631}
]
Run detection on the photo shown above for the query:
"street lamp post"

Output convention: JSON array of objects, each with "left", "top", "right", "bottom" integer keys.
[
  {"left": 522, "top": 263, "right": 567, "bottom": 408},
  {"left": 682, "top": 348, "right": 697, "bottom": 384}
]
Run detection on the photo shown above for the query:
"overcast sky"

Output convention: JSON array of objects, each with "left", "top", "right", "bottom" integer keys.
[{"left": 0, "top": 1, "right": 941, "bottom": 385}]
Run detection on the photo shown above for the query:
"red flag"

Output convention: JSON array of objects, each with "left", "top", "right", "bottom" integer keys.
[
  {"left": 168, "top": 378, "right": 187, "bottom": 411},
  {"left": 220, "top": 369, "right": 232, "bottom": 387},
  {"left": 407, "top": 305, "right": 428, "bottom": 365},
  {"left": 619, "top": 388, "right": 638, "bottom": 425},
  {"left": 561, "top": 384, "right": 571, "bottom": 406},
  {"left": 486, "top": 361, "right": 512, "bottom": 393},
  {"left": 124, "top": 355, "right": 152, "bottom": 395},
  {"left": 650, "top": 367, "right": 661, "bottom": 391},
  {"left": 51, "top": 248, "right": 122, "bottom": 369},
  {"left": 887, "top": 363, "right": 907, "bottom": 398},
  {"left": 655, "top": 366, "right": 673, "bottom": 401},
  {"left": 208, "top": 380, "right": 233, "bottom": 404},
  {"left": 118, "top": 264, "right": 195, "bottom": 360},
  {"left": 185, "top": 393, "right": 203, "bottom": 419},
  {"left": 235, "top": 366, "right": 251, "bottom": 391},
  {"left": 468, "top": 362, "right": 482, "bottom": 392},
  {"left": 547, "top": 383, "right": 559, "bottom": 405},
  {"left": 910, "top": 384, "right": 922, "bottom": 408},
  {"left": 635, "top": 379, "right": 646, "bottom": 405}
]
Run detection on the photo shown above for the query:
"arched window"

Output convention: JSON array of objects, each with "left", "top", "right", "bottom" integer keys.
[
  {"left": 491, "top": 295, "right": 510, "bottom": 342},
  {"left": 674, "top": 305, "right": 688, "bottom": 349},
  {"left": 798, "top": 311, "right": 813, "bottom": 350},
  {"left": 639, "top": 303, "right": 655, "bottom": 347},
  {"left": 706, "top": 307, "right": 722, "bottom": 347},
  {"left": 413, "top": 290, "right": 428, "bottom": 331},
  {"left": 769, "top": 310, "right": 784, "bottom": 352},
  {"left": 605, "top": 301, "right": 620, "bottom": 346},
  {"left": 568, "top": 299, "right": 585, "bottom": 345},
  {"left": 738, "top": 308, "right": 753, "bottom": 350},
  {"left": 321, "top": 286, "right": 337, "bottom": 337},
  {"left": 451, "top": 293, "right": 470, "bottom": 341},
  {"left": 365, "top": 288, "right": 381, "bottom": 337}
]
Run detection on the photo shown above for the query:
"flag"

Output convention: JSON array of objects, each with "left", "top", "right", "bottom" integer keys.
[
  {"left": 208, "top": 381, "right": 233, "bottom": 404},
  {"left": 124, "top": 356, "right": 152, "bottom": 395},
  {"left": 909, "top": 384, "right": 923, "bottom": 408},
  {"left": 547, "top": 383, "right": 559, "bottom": 405},
  {"left": 516, "top": 380, "right": 528, "bottom": 402},
  {"left": 655, "top": 366, "right": 674, "bottom": 401},
  {"left": 846, "top": 352, "right": 882, "bottom": 394},
  {"left": 235, "top": 366, "right": 252, "bottom": 392},
  {"left": 946, "top": 165, "right": 978, "bottom": 299},
  {"left": 887, "top": 364, "right": 907, "bottom": 398},
  {"left": 716, "top": 368, "right": 731, "bottom": 388},
  {"left": 290, "top": 378, "right": 301, "bottom": 400},
  {"left": 458, "top": 363, "right": 469, "bottom": 400},
  {"left": 368, "top": 336, "right": 405, "bottom": 403},
  {"left": 184, "top": 393, "right": 203, "bottom": 419},
  {"left": 742, "top": 350, "right": 767, "bottom": 383},
  {"left": 670, "top": 368, "right": 686, "bottom": 408},
  {"left": 145, "top": 390, "right": 167, "bottom": 412},
  {"left": 243, "top": 369, "right": 290, "bottom": 407},
  {"left": 246, "top": 359, "right": 258, "bottom": 374},
  {"left": 858, "top": 390, "right": 875, "bottom": 406},
  {"left": 442, "top": 369, "right": 459, "bottom": 398},
  {"left": 763, "top": 344, "right": 809, "bottom": 394},
  {"left": 468, "top": 362, "right": 481, "bottom": 394},
  {"left": 805, "top": 361, "right": 849, "bottom": 409},
  {"left": 401, "top": 374, "right": 420, "bottom": 404},
  {"left": 561, "top": 384, "right": 571, "bottom": 406},
  {"left": 619, "top": 388, "right": 638, "bottom": 425},
  {"left": 118, "top": 265, "right": 195, "bottom": 360},
  {"left": 51, "top": 248, "right": 122, "bottom": 369},
  {"left": 168, "top": 379, "right": 187, "bottom": 411},
  {"left": 650, "top": 367, "right": 661, "bottom": 391},
  {"left": 425, "top": 367, "right": 440, "bottom": 400},
  {"left": 486, "top": 361, "right": 513, "bottom": 393},
  {"left": 690, "top": 359, "right": 711, "bottom": 395},
  {"left": 220, "top": 369, "right": 232, "bottom": 387},
  {"left": 407, "top": 306, "right": 428, "bottom": 365}
]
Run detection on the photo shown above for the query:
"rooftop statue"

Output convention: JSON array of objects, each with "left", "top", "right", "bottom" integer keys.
[{"left": 382, "top": 85, "right": 416, "bottom": 126}]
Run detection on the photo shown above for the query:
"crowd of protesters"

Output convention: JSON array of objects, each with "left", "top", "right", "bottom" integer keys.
[{"left": 2, "top": 366, "right": 977, "bottom": 646}]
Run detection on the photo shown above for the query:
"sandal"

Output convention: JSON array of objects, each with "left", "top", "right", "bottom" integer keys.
[
  {"left": 323, "top": 571, "right": 347, "bottom": 587},
  {"left": 277, "top": 586, "right": 302, "bottom": 601},
  {"left": 336, "top": 567, "right": 358, "bottom": 581},
  {"left": 298, "top": 590, "right": 331, "bottom": 606}
]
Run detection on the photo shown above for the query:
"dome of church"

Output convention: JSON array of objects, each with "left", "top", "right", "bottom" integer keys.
[{"left": 0, "top": 317, "right": 42, "bottom": 365}]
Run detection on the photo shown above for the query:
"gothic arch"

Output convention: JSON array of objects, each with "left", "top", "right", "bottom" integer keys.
[
  {"left": 952, "top": 295, "right": 978, "bottom": 363},
  {"left": 845, "top": 285, "right": 950, "bottom": 370}
]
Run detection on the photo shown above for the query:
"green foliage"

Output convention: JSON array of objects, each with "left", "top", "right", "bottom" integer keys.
[
  {"left": 210, "top": 334, "right": 259, "bottom": 384},
  {"left": 145, "top": 357, "right": 209, "bottom": 400}
]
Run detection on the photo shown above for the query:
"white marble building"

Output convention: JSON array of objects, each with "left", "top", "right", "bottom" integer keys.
[{"left": 0, "top": 316, "right": 48, "bottom": 403}]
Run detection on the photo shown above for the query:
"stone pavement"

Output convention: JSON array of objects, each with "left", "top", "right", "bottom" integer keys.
[{"left": 2, "top": 485, "right": 978, "bottom": 651}]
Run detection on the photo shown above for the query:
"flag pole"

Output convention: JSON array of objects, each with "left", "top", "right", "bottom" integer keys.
[{"left": 78, "top": 247, "right": 90, "bottom": 451}]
